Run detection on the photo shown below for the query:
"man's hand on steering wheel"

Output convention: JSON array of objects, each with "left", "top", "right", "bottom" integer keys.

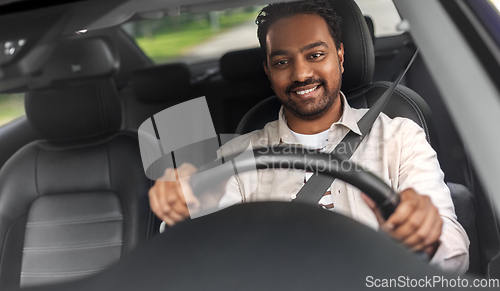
[
  {"left": 148, "top": 163, "right": 199, "bottom": 226},
  {"left": 362, "top": 188, "right": 443, "bottom": 258}
]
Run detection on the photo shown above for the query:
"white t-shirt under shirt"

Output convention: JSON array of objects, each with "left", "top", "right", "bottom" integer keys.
[
  {"left": 289, "top": 128, "right": 334, "bottom": 209},
  {"left": 289, "top": 128, "right": 329, "bottom": 150}
]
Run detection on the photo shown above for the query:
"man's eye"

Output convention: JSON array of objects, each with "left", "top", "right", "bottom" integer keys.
[
  {"left": 309, "top": 53, "right": 324, "bottom": 59},
  {"left": 274, "top": 60, "right": 288, "bottom": 67}
]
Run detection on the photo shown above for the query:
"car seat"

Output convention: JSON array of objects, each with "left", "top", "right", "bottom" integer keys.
[{"left": 0, "top": 41, "right": 153, "bottom": 288}]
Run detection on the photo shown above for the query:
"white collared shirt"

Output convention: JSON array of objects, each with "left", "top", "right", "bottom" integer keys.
[{"left": 217, "top": 92, "right": 470, "bottom": 274}]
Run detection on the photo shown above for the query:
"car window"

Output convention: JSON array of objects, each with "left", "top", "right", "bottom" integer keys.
[
  {"left": 491, "top": 0, "right": 500, "bottom": 10},
  {"left": 354, "top": 0, "right": 402, "bottom": 37},
  {"left": 121, "top": 6, "right": 261, "bottom": 64},
  {"left": 0, "top": 93, "right": 24, "bottom": 127}
]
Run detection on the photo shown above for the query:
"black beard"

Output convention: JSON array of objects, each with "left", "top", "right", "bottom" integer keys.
[{"left": 280, "top": 76, "right": 341, "bottom": 120}]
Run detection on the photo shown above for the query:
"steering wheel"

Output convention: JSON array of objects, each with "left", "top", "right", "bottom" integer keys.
[
  {"left": 31, "top": 147, "right": 454, "bottom": 291},
  {"left": 190, "top": 146, "right": 400, "bottom": 220}
]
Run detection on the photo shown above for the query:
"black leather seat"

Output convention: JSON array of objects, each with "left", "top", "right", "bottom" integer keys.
[
  {"left": 0, "top": 79, "right": 153, "bottom": 289},
  {"left": 235, "top": 0, "right": 482, "bottom": 275}
]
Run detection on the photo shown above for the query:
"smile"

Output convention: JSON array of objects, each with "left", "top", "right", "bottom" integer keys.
[
  {"left": 295, "top": 86, "right": 318, "bottom": 95},
  {"left": 292, "top": 84, "right": 321, "bottom": 98}
]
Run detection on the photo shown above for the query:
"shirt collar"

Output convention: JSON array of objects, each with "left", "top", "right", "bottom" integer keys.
[
  {"left": 337, "top": 92, "right": 362, "bottom": 135},
  {"left": 276, "top": 92, "right": 362, "bottom": 145}
]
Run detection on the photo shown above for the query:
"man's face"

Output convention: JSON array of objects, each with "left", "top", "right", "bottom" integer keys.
[{"left": 263, "top": 14, "right": 344, "bottom": 120}]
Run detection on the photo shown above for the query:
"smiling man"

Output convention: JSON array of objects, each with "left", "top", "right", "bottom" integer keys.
[
  {"left": 148, "top": 0, "right": 469, "bottom": 274},
  {"left": 261, "top": 14, "right": 344, "bottom": 135}
]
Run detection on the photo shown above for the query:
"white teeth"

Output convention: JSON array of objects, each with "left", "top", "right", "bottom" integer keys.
[{"left": 295, "top": 86, "right": 318, "bottom": 95}]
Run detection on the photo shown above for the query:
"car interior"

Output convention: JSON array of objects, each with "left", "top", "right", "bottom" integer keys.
[{"left": 0, "top": 0, "right": 499, "bottom": 289}]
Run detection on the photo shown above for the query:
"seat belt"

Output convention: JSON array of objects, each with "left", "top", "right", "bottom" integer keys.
[{"left": 293, "top": 49, "right": 419, "bottom": 205}]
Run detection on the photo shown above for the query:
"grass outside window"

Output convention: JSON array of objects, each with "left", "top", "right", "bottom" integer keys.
[
  {"left": 128, "top": 8, "right": 259, "bottom": 63},
  {"left": 0, "top": 93, "right": 24, "bottom": 127}
]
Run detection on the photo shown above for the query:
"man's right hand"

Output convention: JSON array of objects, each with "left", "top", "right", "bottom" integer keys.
[{"left": 148, "top": 163, "right": 199, "bottom": 226}]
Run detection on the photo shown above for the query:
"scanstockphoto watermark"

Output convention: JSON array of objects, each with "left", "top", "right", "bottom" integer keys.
[
  {"left": 366, "top": 275, "right": 499, "bottom": 288},
  {"left": 255, "top": 136, "right": 397, "bottom": 157},
  {"left": 255, "top": 148, "right": 365, "bottom": 175}
]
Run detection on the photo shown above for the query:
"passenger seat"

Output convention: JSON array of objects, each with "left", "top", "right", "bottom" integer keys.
[
  {"left": 0, "top": 79, "right": 153, "bottom": 289},
  {"left": 0, "top": 37, "right": 154, "bottom": 289}
]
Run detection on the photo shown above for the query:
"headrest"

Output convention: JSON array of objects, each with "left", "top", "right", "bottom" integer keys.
[
  {"left": 220, "top": 48, "right": 267, "bottom": 81},
  {"left": 132, "top": 63, "right": 191, "bottom": 103},
  {"left": 0, "top": 36, "right": 119, "bottom": 92},
  {"left": 25, "top": 79, "right": 121, "bottom": 142},
  {"left": 330, "top": 0, "right": 375, "bottom": 92},
  {"left": 29, "top": 37, "right": 119, "bottom": 89}
]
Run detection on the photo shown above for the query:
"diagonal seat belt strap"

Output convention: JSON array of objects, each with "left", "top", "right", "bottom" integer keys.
[{"left": 293, "top": 49, "right": 419, "bottom": 205}]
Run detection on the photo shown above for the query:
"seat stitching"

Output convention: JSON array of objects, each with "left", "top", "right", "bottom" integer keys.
[
  {"left": 34, "top": 132, "right": 124, "bottom": 151},
  {"left": 26, "top": 216, "right": 123, "bottom": 227},
  {"left": 21, "top": 268, "right": 107, "bottom": 278},
  {"left": 23, "top": 241, "right": 122, "bottom": 252}
]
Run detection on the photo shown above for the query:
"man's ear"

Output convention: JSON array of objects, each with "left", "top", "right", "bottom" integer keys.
[{"left": 338, "top": 43, "right": 345, "bottom": 74}]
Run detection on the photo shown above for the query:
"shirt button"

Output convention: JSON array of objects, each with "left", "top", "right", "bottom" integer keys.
[{"left": 291, "top": 194, "right": 297, "bottom": 200}]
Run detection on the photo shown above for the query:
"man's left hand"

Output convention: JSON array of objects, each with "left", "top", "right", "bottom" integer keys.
[{"left": 362, "top": 188, "right": 443, "bottom": 257}]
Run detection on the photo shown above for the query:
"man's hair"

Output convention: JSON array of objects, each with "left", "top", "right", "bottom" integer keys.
[{"left": 256, "top": 0, "right": 343, "bottom": 64}]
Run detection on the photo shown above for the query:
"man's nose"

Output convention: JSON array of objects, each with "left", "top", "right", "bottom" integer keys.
[{"left": 291, "top": 58, "right": 313, "bottom": 82}]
